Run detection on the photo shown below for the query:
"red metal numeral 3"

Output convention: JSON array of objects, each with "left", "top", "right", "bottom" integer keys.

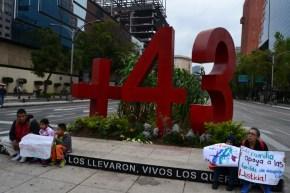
[{"left": 190, "top": 28, "right": 236, "bottom": 134}]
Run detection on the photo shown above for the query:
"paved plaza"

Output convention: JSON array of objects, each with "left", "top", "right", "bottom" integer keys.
[{"left": 0, "top": 137, "right": 273, "bottom": 193}]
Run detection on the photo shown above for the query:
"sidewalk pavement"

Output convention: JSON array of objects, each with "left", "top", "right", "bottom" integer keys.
[{"left": 0, "top": 137, "right": 264, "bottom": 193}]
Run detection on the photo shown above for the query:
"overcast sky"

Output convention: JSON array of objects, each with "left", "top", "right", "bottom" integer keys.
[{"left": 166, "top": 0, "right": 244, "bottom": 57}]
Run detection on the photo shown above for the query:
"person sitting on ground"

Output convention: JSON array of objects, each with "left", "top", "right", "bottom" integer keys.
[
  {"left": 38, "top": 118, "right": 55, "bottom": 165},
  {"left": 39, "top": 119, "right": 54, "bottom": 137},
  {"left": 0, "top": 109, "right": 31, "bottom": 162},
  {"left": 51, "top": 123, "right": 72, "bottom": 167},
  {"left": 211, "top": 135, "right": 238, "bottom": 191},
  {"left": 240, "top": 127, "right": 271, "bottom": 193}
]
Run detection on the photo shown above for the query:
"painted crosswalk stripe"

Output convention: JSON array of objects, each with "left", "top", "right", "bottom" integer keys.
[
  {"left": 0, "top": 121, "right": 57, "bottom": 128},
  {"left": 0, "top": 130, "right": 9, "bottom": 135}
]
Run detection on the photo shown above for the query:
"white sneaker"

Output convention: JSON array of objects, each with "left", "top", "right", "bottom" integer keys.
[
  {"left": 19, "top": 157, "right": 27, "bottom": 163},
  {"left": 11, "top": 153, "right": 21, "bottom": 161}
]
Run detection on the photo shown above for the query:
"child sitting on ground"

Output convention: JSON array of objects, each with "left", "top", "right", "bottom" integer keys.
[
  {"left": 39, "top": 118, "right": 54, "bottom": 165},
  {"left": 39, "top": 119, "right": 54, "bottom": 137},
  {"left": 51, "top": 123, "right": 72, "bottom": 167}
]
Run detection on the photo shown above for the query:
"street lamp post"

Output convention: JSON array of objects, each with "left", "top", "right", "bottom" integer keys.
[{"left": 50, "top": 20, "right": 101, "bottom": 99}]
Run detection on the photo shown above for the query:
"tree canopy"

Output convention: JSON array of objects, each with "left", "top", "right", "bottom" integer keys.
[
  {"left": 74, "top": 20, "right": 136, "bottom": 76},
  {"left": 234, "top": 32, "right": 290, "bottom": 101},
  {"left": 31, "top": 28, "right": 69, "bottom": 93}
]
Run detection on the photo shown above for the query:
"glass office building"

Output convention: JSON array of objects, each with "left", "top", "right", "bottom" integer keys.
[
  {"left": 260, "top": 0, "right": 290, "bottom": 49},
  {"left": 0, "top": 0, "right": 114, "bottom": 48}
]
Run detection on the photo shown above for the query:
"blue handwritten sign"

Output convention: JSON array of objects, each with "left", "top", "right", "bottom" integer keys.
[
  {"left": 238, "top": 146, "right": 285, "bottom": 185},
  {"left": 203, "top": 143, "right": 240, "bottom": 167}
]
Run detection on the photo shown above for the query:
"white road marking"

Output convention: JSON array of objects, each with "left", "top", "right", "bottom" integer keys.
[
  {"left": 46, "top": 115, "right": 65, "bottom": 118},
  {"left": 6, "top": 113, "right": 16, "bottom": 116},
  {"left": 54, "top": 107, "right": 88, "bottom": 111},
  {"left": 0, "top": 120, "right": 57, "bottom": 128},
  {"left": 261, "top": 130, "right": 274, "bottom": 135},
  {"left": 235, "top": 101, "right": 290, "bottom": 117},
  {"left": 279, "top": 118, "right": 290, "bottom": 123},
  {"left": 0, "top": 121, "right": 13, "bottom": 124},
  {"left": 0, "top": 130, "right": 9, "bottom": 135},
  {"left": 275, "top": 129, "right": 290, "bottom": 136},
  {"left": 52, "top": 115, "right": 85, "bottom": 122},
  {"left": 47, "top": 113, "right": 76, "bottom": 118},
  {"left": 262, "top": 133, "right": 290, "bottom": 151},
  {"left": 273, "top": 105, "right": 290, "bottom": 111}
]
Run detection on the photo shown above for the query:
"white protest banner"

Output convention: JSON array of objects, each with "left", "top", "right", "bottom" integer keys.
[
  {"left": 20, "top": 134, "right": 54, "bottom": 159},
  {"left": 203, "top": 143, "right": 240, "bottom": 167},
  {"left": 238, "top": 146, "right": 285, "bottom": 185}
]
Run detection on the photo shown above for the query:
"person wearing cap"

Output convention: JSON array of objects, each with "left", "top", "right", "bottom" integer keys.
[{"left": 211, "top": 135, "right": 238, "bottom": 191}]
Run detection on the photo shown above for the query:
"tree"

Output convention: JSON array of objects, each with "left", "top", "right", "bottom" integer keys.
[
  {"left": 234, "top": 49, "right": 272, "bottom": 100},
  {"left": 234, "top": 32, "right": 290, "bottom": 102},
  {"left": 273, "top": 32, "right": 290, "bottom": 90},
  {"left": 74, "top": 20, "right": 136, "bottom": 79},
  {"left": 31, "top": 28, "right": 68, "bottom": 94}
]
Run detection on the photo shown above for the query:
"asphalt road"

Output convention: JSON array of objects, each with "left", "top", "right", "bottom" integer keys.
[
  {"left": 0, "top": 100, "right": 119, "bottom": 134},
  {"left": 234, "top": 100, "right": 290, "bottom": 151}
]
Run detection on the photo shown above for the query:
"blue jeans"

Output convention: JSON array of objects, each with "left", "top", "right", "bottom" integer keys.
[
  {"left": 213, "top": 167, "right": 237, "bottom": 187},
  {"left": 0, "top": 95, "right": 4, "bottom": 106},
  {"left": 241, "top": 181, "right": 271, "bottom": 193}
]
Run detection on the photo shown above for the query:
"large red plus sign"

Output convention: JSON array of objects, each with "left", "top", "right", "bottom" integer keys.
[{"left": 72, "top": 58, "right": 121, "bottom": 116}]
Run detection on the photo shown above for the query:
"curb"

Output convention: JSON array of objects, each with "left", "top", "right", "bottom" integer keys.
[{"left": 2, "top": 99, "right": 90, "bottom": 108}]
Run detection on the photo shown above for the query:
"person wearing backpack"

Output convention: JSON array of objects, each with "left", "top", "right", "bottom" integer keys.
[{"left": 240, "top": 127, "right": 271, "bottom": 193}]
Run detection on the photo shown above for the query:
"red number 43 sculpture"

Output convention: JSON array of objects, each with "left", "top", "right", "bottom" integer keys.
[{"left": 72, "top": 27, "right": 236, "bottom": 136}]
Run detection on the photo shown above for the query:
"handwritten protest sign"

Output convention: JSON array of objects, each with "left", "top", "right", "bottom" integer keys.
[
  {"left": 238, "top": 146, "right": 285, "bottom": 185},
  {"left": 203, "top": 143, "right": 240, "bottom": 167},
  {"left": 20, "top": 134, "right": 54, "bottom": 159}
]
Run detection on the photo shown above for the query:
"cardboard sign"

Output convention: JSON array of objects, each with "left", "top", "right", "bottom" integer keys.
[
  {"left": 203, "top": 143, "right": 240, "bottom": 167},
  {"left": 19, "top": 134, "right": 54, "bottom": 159},
  {"left": 238, "top": 146, "right": 285, "bottom": 185}
]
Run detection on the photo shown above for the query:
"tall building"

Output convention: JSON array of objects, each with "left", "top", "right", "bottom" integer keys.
[
  {"left": 93, "top": 0, "right": 168, "bottom": 46},
  {"left": 174, "top": 55, "right": 191, "bottom": 73},
  {"left": 0, "top": 0, "right": 140, "bottom": 93},
  {"left": 260, "top": 0, "right": 290, "bottom": 49},
  {"left": 241, "top": 0, "right": 290, "bottom": 53},
  {"left": 0, "top": 0, "right": 14, "bottom": 39},
  {"left": 240, "top": 0, "right": 265, "bottom": 55}
]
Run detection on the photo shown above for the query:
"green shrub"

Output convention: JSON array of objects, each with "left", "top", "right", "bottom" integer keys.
[
  {"left": 184, "top": 135, "right": 199, "bottom": 147},
  {"left": 162, "top": 132, "right": 185, "bottom": 146},
  {"left": 2, "top": 77, "right": 14, "bottom": 84},
  {"left": 100, "top": 115, "right": 129, "bottom": 138},
  {"left": 69, "top": 115, "right": 130, "bottom": 139},
  {"left": 204, "top": 121, "right": 246, "bottom": 145}
]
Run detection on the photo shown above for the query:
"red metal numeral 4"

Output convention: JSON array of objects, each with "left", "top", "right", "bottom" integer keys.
[{"left": 122, "top": 27, "right": 187, "bottom": 136}]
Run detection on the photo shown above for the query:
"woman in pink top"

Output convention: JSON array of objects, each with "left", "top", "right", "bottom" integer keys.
[
  {"left": 39, "top": 118, "right": 54, "bottom": 165},
  {"left": 39, "top": 119, "right": 54, "bottom": 136}
]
